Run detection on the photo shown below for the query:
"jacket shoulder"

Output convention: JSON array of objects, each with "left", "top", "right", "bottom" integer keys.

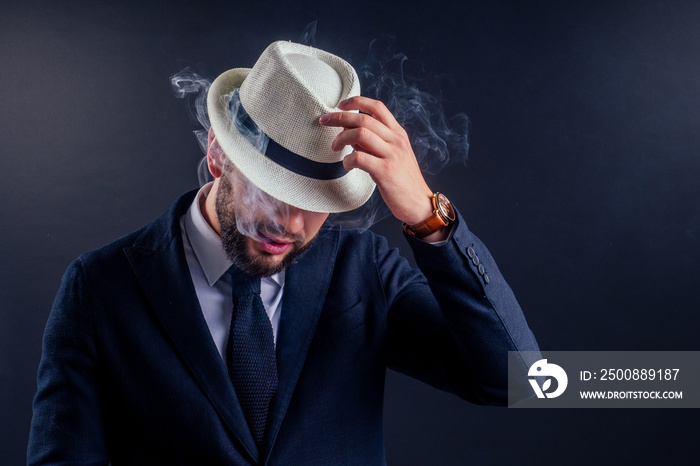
[{"left": 74, "top": 190, "right": 197, "bottom": 270}]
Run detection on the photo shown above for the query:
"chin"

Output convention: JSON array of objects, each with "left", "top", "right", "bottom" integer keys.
[
  {"left": 253, "top": 251, "right": 287, "bottom": 267},
  {"left": 234, "top": 239, "right": 289, "bottom": 278}
]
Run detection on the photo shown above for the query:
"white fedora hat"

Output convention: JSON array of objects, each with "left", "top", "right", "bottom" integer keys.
[{"left": 207, "top": 41, "right": 376, "bottom": 213}]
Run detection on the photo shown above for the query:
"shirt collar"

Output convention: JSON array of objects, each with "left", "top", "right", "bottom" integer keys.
[{"left": 184, "top": 183, "right": 284, "bottom": 288}]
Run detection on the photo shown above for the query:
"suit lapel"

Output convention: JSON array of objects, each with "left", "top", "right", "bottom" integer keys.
[
  {"left": 263, "top": 226, "right": 339, "bottom": 459},
  {"left": 123, "top": 192, "right": 259, "bottom": 464}
]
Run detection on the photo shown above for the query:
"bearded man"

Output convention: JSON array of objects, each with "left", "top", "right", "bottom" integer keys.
[{"left": 29, "top": 41, "right": 539, "bottom": 465}]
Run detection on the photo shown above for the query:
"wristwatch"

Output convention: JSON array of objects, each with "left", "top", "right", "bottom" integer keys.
[{"left": 402, "top": 192, "right": 456, "bottom": 238}]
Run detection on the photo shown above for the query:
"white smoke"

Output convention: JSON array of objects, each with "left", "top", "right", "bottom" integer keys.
[
  {"left": 170, "top": 67, "right": 213, "bottom": 185},
  {"left": 223, "top": 164, "right": 294, "bottom": 244},
  {"left": 329, "top": 36, "right": 470, "bottom": 230}
]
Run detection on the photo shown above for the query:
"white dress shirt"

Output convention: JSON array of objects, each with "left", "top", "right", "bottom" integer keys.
[{"left": 179, "top": 183, "right": 284, "bottom": 361}]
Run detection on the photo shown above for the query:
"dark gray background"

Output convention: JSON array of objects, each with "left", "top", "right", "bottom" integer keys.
[{"left": 2, "top": 0, "right": 698, "bottom": 464}]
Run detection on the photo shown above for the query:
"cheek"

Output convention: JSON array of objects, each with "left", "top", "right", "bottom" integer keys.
[{"left": 305, "top": 213, "right": 329, "bottom": 235}]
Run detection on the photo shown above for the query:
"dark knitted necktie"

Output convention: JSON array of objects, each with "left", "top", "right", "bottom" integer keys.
[{"left": 226, "top": 268, "right": 278, "bottom": 449}]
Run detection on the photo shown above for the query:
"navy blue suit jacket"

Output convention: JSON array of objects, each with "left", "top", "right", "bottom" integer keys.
[{"left": 29, "top": 190, "right": 539, "bottom": 465}]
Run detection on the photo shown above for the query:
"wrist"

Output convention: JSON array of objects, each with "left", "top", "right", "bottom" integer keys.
[
  {"left": 403, "top": 192, "right": 434, "bottom": 226},
  {"left": 402, "top": 192, "right": 455, "bottom": 239}
]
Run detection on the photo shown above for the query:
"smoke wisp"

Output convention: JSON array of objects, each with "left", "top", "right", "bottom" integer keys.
[
  {"left": 361, "top": 37, "right": 470, "bottom": 175},
  {"left": 170, "top": 67, "right": 213, "bottom": 186},
  {"left": 223, "top": 164, "right": 295, "bottom": 244},
  {"left": 329, "top": 36, "right": 470, "bottom": 230}
]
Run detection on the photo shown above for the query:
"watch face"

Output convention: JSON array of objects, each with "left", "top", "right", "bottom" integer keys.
[{"left": 436, "top": 193, "right": 456, "bottom": 222}]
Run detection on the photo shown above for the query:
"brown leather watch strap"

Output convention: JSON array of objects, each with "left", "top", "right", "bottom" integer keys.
[{"left": 402, "top": 193, "right": 453, "bottom": 238}]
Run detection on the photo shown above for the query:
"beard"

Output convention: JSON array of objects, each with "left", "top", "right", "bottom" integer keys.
[{"left": 214, "top": 173, "right": 316, "bottom": 278}]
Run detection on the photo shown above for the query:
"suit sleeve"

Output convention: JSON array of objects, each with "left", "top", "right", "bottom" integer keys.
[
  {"left": 28, "top": 258, "right": 109, "bottom": 465},
  {"left": 382, "top": 211, "right": 540, "bottom": 405}
]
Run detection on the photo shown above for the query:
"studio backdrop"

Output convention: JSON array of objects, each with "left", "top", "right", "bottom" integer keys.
[{"left": 2, "top": 1, "right": 699, "bottom": 464}]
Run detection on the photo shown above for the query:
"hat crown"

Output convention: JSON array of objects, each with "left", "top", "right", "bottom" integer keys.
[
  {"left": 286, "top": 53, "right": 343, "bottom": 108},
  {"left": 238, "top": 41, "right": 359, "bottom": 164}
]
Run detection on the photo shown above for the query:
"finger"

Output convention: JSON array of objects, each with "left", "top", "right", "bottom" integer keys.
[
  {"left": 337, "top": 96, "right": 404, "bottom": 133},
  {"left": 332, "top": 127, "right": 392, "bottom": 157},
  {"left": 320, "top": 111, "right": 396, "bottom": 143},
  {"left": 343, "top": 150, "right": 384, "bottom": 179}
]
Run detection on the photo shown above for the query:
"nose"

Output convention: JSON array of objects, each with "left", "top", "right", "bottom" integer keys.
[{"left": 280, "top": 205, "right": 305, "bottom": 236}]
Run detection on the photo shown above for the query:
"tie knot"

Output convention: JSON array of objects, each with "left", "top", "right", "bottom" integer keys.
[{"left": 228, "top": 266, "right": 261, "bottom": 297}]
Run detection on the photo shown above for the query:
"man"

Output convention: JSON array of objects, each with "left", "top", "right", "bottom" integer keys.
[{"left": 29, "top": 41, "right": 539, "bottom": 464}]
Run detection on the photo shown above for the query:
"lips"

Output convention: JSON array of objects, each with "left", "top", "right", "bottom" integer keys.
[
  {"left": 260, "top": 241, "right": 291, "bottom": 255},
  {"left": 258, "top": 233, "right": 293, "bottom": 255}
]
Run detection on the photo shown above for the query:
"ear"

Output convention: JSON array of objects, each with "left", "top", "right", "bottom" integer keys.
[{"left": 206, "top": 127, "right": 225, "bottom": 178}]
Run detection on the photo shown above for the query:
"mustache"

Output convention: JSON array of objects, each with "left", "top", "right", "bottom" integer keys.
[{"left": 256, "top": 223, "right": 305, "bottom": 243}]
